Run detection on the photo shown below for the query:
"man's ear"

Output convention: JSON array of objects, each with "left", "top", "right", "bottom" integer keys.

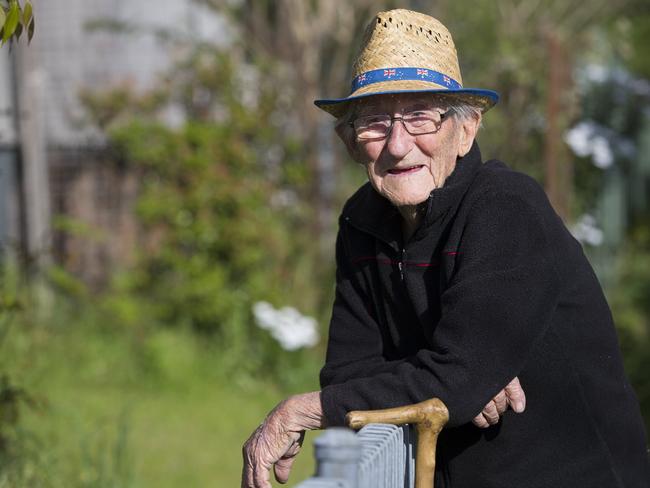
[
  {"left": 335, "top": 119, "right": 368, "bottom": 163},
  {"left": 457, "top": 113, "right": 481, "bottom": 158}
]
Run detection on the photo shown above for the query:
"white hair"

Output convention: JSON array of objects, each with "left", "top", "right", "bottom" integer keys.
[{"left": 445, "top": 101, "right": 483, "bottom": 126}]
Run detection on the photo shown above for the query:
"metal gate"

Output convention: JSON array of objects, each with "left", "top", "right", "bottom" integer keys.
[{"left": 295, "top": 424, "right": 416, "bottom": 488}]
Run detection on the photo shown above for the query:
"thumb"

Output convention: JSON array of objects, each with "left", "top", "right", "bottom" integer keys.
[
  {"left": 274, "top": 454, "right": 298, "bottom": 484},
  {"left": 504, "top": 376, "right": 526, "bottom": 413},
  {"left": 273, "top": 435, "right": 304, "bottom": 484}
]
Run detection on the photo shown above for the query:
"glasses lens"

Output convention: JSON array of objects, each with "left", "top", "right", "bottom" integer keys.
[
  {"left": 402, "top": 109, "right": 444, "bottom": 134},
  {"left": 354, "top": 114, "right": 391, "bottom": 139}
]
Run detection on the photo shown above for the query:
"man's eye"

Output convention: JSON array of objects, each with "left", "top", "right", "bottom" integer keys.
[
  {"left": 405, "top": 111, "right": 435, "bottom": 121},
  {"left": 358, "top": 115, "right": 389, "bottom": 127},
  {"left": 404, "top": 109, "right": 436, "bottom": 118}
]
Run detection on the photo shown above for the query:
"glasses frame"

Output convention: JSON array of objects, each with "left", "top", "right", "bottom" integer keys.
[{"left": 350, "top": 107, "right": 456, "bottom": 141}]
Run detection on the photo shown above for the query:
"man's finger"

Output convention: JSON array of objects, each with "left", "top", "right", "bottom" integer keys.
[
  {"left": 275, "top": 432, "right": 305, "bottom": 483},
  {"left": 504, "top": 377, "right": 526, "bottom": 413},
  {"left": 241, "top": 440, "right": 255, "bottom": 488},
  {"left": 492, "top": 389, "right": 507, "bottom": 415},
  {"left": 253, "top": 459, "right": 272, "bottom": 488},
  {"left": 482, "top": 400, "right": 500, "bottom": 425},
  {"left": 241, "top": 461, "right": 253, "bottom": 488},
  {"left": 473, "top": 412, "right": 489, "bottom": 428},
  {"left": 274, "top": 453, "right": 298, "bottom": 484},
  {"left": 248, "top": 440, "right": 273, "bottom": 488}
]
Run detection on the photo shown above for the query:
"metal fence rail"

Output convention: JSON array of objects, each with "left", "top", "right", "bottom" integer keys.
[{"left": 295, "top": 424, "right": 416, "bottom": 488}]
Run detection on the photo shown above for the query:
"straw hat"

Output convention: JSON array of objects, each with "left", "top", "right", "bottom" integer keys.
[{"left": 314, "top": 9, "right": 499, "bottom": 118}]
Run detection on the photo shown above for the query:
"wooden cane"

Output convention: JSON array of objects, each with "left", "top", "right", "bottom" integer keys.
[{"left": 346, "top": 398, "right": 449, "bottom": 488}]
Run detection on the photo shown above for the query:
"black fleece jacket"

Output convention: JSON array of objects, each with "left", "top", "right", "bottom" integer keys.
[{"left": 319, "top": 143, "right": 650, "bottom": 487}]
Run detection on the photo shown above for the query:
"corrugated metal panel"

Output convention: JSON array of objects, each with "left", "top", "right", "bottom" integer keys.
[{"left": 297, "top": 424, "right": 415, "bottom": 488}]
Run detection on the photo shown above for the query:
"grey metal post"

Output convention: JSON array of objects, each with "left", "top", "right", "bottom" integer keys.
[
  {"left": 314, "top": 428, "right": 362, "bottom": 488},
  {"left": 15, "top": 40, "right": 51, "bottom": 265}
]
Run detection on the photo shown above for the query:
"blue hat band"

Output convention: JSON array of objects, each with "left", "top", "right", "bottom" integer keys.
[{"left": 352, "top": 67, "right": 462, "bottom": 93}]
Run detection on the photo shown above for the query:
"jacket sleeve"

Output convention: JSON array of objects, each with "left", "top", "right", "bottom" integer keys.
[
  {"left": 320, "top": 189, "right": 562, "bottom": 427},
  {"left": 319, "top": 229, "right": 411, "bottom": 388}
]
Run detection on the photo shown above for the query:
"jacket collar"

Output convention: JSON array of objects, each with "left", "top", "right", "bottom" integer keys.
[{"left": 343, "top": 141, "right": 483, "bottom": 248}]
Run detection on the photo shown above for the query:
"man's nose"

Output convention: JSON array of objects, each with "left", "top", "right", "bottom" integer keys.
[{"left": 384, "top": 118, "right": 415, "bottom": 159}]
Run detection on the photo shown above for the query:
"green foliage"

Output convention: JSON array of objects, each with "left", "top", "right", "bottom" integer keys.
[
  {"left": 0, "top": 0, "right": 34, "bottom": 45},
  {"left": 609, "top": 225, "right": 650, "bottom": 433},
  {"left": 76, "top": 50, "right": 330, "bottom": 385},
  {"left": 0, "top": 264, "right": 49, "bottom": 487},
  {"left": 0, "top": 284, "right": 319, "bottom": 486},
  {"left": 565, "top": 11, "right": 650, "bottom": 432},
  {"left": 105, "top": 117, "right": 322, "bottom": 380},
  {"left": 570, "top": 67, "right": 649, "bottom": 220}
]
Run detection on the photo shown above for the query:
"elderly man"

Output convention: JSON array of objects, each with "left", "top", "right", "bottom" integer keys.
[{"left": 242, "top": 9, "right": 650, "bottom": 488}]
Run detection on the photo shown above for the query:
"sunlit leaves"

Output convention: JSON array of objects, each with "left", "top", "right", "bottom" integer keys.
[
  {"left": 21, "top": 0, "right": 30, "bottom": 27},
  {"left": 1, "top": 1, "right": 19, "bottom": 43},
  {"left": 0, "top": 0, "right": 34, "bottom": 46}
]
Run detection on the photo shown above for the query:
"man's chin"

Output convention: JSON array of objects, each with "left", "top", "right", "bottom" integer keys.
[
  {"left": 373, "top": 181, "right": 433, "bottom": 208},
  {"left": 387, "top": 193, "right": 431, "bottom": 208}
]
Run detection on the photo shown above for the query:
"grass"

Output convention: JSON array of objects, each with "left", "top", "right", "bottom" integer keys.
[{"left": 0, "top": 313, "right": 323, "bottom": 487}]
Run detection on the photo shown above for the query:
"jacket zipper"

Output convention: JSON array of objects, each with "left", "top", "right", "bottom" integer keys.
[
  {"left": 343, "top": 216, "right": 409, "bottom": 282},
  {"left": 398, "top": 248, "right": 406, "bottom": 280}
]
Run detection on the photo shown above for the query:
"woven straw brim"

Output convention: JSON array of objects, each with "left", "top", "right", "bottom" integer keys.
[
  {"left": 315, "top": 80, "right": 499, "bottom": 118},
  {"left": 315, "top": 9, "right": 499, "bottom": 118}
]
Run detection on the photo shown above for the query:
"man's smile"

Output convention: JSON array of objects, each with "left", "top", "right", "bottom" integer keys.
[{"left": 386, "top": 164, "right": 425, "bottom": 175}]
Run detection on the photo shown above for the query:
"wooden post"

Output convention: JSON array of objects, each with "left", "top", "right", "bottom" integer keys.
[{"left": 544, "top": 28, "right": 571, "bottom": 221}]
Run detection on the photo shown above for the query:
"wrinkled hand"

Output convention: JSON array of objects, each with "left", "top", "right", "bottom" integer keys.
[
  {"left": 242, "top": 391, "right": 323, "bottom": 488},
  {"left": 472, "top": 376, "right": 526, "bottom": 428}
]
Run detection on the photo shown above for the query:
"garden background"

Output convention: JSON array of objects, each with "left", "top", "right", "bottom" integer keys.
[{"left": 0, "top": 0, "right": 649, "bottom": 486}]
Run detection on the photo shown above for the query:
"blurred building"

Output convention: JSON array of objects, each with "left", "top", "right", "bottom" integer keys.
[{"left": 0, "top": 0, "right": 226, "bottom": 284}]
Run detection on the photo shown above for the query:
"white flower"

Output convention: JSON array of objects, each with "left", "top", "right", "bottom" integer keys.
[
  {"left": 583, "top": 64, "right": 609, "bottom": 84},
  {"left": 253, "top": 301, "right": 319, "bottom": 351},
  {"left": 564, "top": 121, "right": 595, "bottom": 158},
  {"left": 590, "top": 135, "right": 614, "bottom": 169},
  {"left": 570, "top": 214, "right": 604, "bottom": 247},
  {"left": 564, "top": 120, "right": 635, "bottom": 169}
]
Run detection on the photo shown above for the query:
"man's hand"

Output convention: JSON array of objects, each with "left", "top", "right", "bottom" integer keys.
[
  {"left": 241, "top": 391, "right": 323, "bottom": 488},
  {"left": 472, "top": 377, "right": 526, "bottom": 429}
]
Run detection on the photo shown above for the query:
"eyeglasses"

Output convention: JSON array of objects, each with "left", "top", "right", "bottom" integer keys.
[{"left": 351, "top": 107, "right": 455, "bottom": 140}]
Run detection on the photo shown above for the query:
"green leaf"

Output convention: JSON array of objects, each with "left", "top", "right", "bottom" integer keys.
[
  {"left": 13, "top": 17, "right": 20, "bottom": 40},
  {"left": 2, "top": 0, "right": 18, "bottom": 43},
  {"left": 0, "top": 8, "right": 6, "bottom": 31},
  {"left": 21, "top": 0, "right": 31, "bottom": 27},
  {"left": 27, "top": 12, "right": 33, "bottom": 42}
]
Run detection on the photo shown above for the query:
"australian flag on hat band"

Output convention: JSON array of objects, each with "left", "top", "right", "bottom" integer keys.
[{"left": 351, "top": 67, "right": 462, "bottom": 92}]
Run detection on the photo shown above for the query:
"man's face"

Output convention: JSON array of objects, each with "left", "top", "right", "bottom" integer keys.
[{"left": 350, "top": 93, "right": 476, "bottom": 208}]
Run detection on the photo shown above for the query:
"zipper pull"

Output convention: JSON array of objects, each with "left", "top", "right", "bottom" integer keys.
[{"left": 399, "top": 248, "right": 406, "bottom": 280}]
